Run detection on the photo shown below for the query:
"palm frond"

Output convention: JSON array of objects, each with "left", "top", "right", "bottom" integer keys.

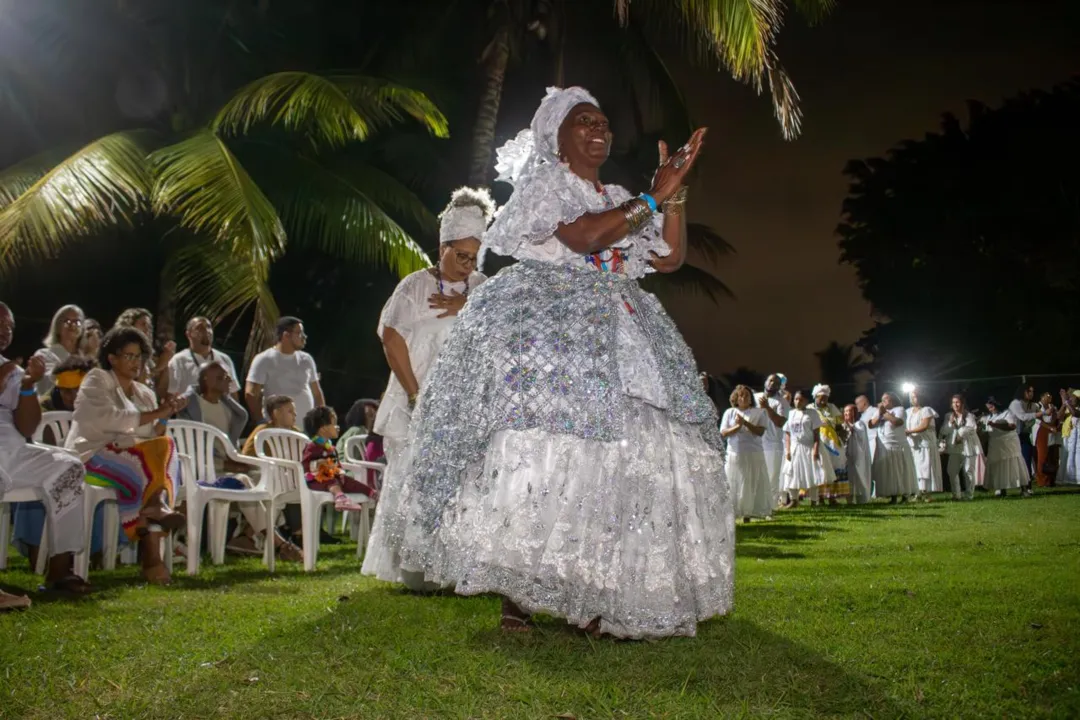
[
  {"left": 641, "top": 262, "right": 735, "bottom": 304},
  {"left": 166, "top": 238, "right": 280, "bottom": 363},
  {"left": 212, "top": 71, "right": 449, "bottom": 147},
  {"left": 687, "top": 222, "right": 736, "bottom": 266},
  {"left": 0, "top": 131, "right": 152, "bottom": 274},
  {"left": 627, "top": 0, "right": 813, "bottom": 138},
  {"left": 235, "top": 142, "right": 434, "bottom": 278},
  {"left": 791, "top": 0, "right": 837, "bottom": 25},
  {"left": 150, "top": 129, "right": 286, "bottom": 262}
]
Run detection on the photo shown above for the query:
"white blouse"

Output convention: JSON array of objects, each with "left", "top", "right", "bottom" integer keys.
[
  {"left": 374, "top": 268, "right": 487, "bottom": 441},
  {"left": 481, "top": 162, "right": 670, "bottom": 280},
  {"left": 939, "top": 412, "right": 982, "bottom": 457},
  {"left": 784, "top": 408, "right": 822, "bottom": 449},
  {"left": 870, "top": 407, "right": 908, "bottom": 449},
  {"left": 720, "top": 407, "right": 766, "bottom": 454},
  {"left": 905, "top": 406, "right": 939, "bottom": 450}
]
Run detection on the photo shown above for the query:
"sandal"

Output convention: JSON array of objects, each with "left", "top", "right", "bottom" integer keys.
[
  {"left": 334, "top": 494, "right": 366, "bottom": 512},
  {"left": 500, "top": 598, "right": 532, "bottom": 633},
  {"left": 0, "top": 589, "right": 32, "bottom": 610},
  {"left": 49, "top": 574, "right": 93, "bottom": 596}
]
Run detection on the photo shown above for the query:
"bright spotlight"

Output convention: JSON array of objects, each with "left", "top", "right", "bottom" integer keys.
[{"left": 901, "top": 382, "right": 916, "bottom": 394}]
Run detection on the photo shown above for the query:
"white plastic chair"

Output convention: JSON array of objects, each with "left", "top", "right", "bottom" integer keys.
[
  {"left": 29, "top": 411, "right": 121, "bottom": 578},
  {"left": 253, "top": 428, "right": 373, "bottom": 572},
  {"left": 336, "top": 433, "right": 370, "bottom": 536},
  {"left": 167, "top": 420, "right": 275, "bottom": 575}
]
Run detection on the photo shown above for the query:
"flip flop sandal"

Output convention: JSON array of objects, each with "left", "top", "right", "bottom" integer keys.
[{"left": 48, "top": 575, "right": 93, "bottom": 596}]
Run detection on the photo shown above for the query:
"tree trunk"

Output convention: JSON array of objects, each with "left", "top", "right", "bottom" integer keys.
[
  {"left": 468, "top": 24, "right": 512, "bottom": 188},
  {"left": 156, "top": 263, "right": 178, "bottom": 348}
]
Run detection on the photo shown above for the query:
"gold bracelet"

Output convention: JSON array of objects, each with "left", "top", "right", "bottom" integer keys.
[
  {"left": 620, "top": 198, "right": 651, "bottom": 231},
  {"left": 662, "top": 186, "right": 689, "bottom": 214}
]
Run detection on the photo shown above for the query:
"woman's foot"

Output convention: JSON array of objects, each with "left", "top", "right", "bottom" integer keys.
[
  {"left": 48, "top": 574, "right": 93, "bottom": 595},
  {"left": 226, "top": 535, "right": 262, "bottom": 556},
  {"left": 0, "top": 589, "right": 31, "bottom": 610},
  {"left": 277, "top": 540, "right": 303, "bottom": 562},
  {"left": 500, "top": 597, "right": 532, "bottom": 633},
  {"left": 334, "top": 494, "right": 366, "bottom": 512}
]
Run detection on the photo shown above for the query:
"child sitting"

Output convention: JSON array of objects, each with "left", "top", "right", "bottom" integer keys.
[{"left": 302, "top": 406, "right": 379, "bottom": 511}]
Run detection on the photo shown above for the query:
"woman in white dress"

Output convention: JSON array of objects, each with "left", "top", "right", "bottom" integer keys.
[
  {"left": 982, "top": 396, "right": 1031, "bottom": 497},
  {"left": 809, "top": 384, "right": 845, "bottom": 505},
  {"left": 361, "top": 188, "right": 492, "bottom": 590},
  {"left": 380, "top": 87, "right": 731, "bottom": 638},
  {"left": 904, "top": 388, "right": 942, "bottom": 499},
  {"left": 782, "top": 390, "right": 828, "bottom": 509},
  {"left": 938, "top": 394, "right": 984, "bottom": 500},
  {"left": 869, "top": 392, "right": 918, "bottom": 503},
  {"left": 843, "top": 404, "right": 873, "bottom": 503},
  {"left": 720, "top": 384, "right": 771, "bottom": 522}
]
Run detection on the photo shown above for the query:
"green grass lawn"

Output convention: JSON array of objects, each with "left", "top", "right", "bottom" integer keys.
[{"left": 2, "top": 490, "right": 1078, "bottom": 719}]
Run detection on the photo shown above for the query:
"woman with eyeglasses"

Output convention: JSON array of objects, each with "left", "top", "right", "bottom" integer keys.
[
  {"left": 65, "top": 326, "right": 188, "bottom": 584},
  {"left": 363, "top": 188, "right": 491, "bottom": 591},
  {"left": 32, "top": 304, "right": 85, "bottom": 397}
]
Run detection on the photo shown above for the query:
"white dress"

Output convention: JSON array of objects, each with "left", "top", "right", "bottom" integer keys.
[
  {"left": 782, "top": 409, "right": 824, "bottom": 491},
  {"left": 845, "top": 421, "right": 873, "bottom": 503},
  {"left": 720, "top": 407, "right": 772, "bottom": 518},
  {"left": 938, "top": 412, "right": 984, "bottom": 497},
  {"left": 754, "top": 392, "right": 789, "bottom": 508},
  {"left": 870, "top": 407, "right": 918, "bottom": 497},
  {"left": 363, "top": 268, "right": 486, "bottom": 589},
  {"left": 984, "top": 411, "right": 1030, "bottom": 490},
  {"left": 370, "top": 162, "right": 734, "bottom": 639},
  {"left": 906, "top": 406, "right": 943, "bottom": 493}
]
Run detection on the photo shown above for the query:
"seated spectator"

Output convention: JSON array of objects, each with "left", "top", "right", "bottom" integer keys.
[
  {"left": 66, "top": 326, "right": 187, "bottom": 585},
  {"left": 14, "top": 354, "right": 99, "bottom": 564},
  {"left": 337, "top": 398, "right": 384, "bottom": 490},
  {"left": 79, "top": 319, "right": 103, "bottom": 360},
  {"left": 0, "top": 302, "right": 90, "bottom": 596},
  {"left": 176, "top": 362, "right": 301, "bottom": 562},
  {"left": 169, "top": 317, "right": 240, "bottom": 399},
  {"left": 241, "top": 395, "right": 299, "bottom": 457},
  {"left": 245, "top": 316, "right": 323, "bottom": 423},
  {"left": 302, "top": 406, "right": 378, "bottom": 511},
  {"left": 114, "top": 308, "right": 174, "bottom": 395},
  {"left": 33, "top": 304, "right": 85, "bottom": 397}
]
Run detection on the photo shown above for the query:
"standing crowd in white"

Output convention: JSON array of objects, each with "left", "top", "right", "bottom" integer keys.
[{"left": 713, "top": 373, "right": 1079, "bottom": 524}]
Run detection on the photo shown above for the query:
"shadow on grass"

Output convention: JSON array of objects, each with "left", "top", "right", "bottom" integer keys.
[{"left": 736, "top": 544, "right": 807, "bottom": 560}]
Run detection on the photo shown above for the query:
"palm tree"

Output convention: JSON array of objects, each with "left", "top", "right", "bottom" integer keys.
[
  {"left": 468, "top": 0, "right": 837, "bottom": 186},
  {"left": 0, "top": 1, "right": 449, "bottom": 356}
]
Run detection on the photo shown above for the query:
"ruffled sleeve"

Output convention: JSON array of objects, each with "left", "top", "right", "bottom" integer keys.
[
  {"left": 482, "top": 163, "right": 670, "bottom": 279},
  {"left": 377, "top": 271, "right": 428, "bottom": 341}
]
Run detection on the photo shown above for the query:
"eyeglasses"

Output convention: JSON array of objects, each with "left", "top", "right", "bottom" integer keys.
[
  {"left": 453, "top": 251, "right": 478, "bottom": 266},
  {"left": 116, "top": 352, "right": 143, "bottom": 362},
  {"left": 62, "top": 318, "right": 84, "bottom": 327}
]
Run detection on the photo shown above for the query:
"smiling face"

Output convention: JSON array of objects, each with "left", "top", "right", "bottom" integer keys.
[
  {"left": 557, "top": 103, "right": 612, "bottom": 172},
  {"left": 951, "top": 396, "right": 964, "bottom": 414},
  {"left": 843, "top": 405, "right": 857, "bottom": 424},
  {"left": 733, "top": 387, "right": 752, "bottom": 410},
  {"left": 439, "top": 237, "right": 480, "bottom": 283},
  {"left": 909, "top": 389, "right": 920, "bottom": 406}
]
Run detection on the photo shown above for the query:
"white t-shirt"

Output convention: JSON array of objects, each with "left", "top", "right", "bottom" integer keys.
[
  {"left": 870, "top": 407, "right": 907, "bottom": 449},
  {"left": 721, "top": 407, "right": 766, "bottom": 454},
  {"left": 753, "top": 392, "right": 790, "bottom": 451},
  {"left": 246, "top": 348, "right": 319, "bottom": 420},
  {"left": 169, "top": 348, "right": 240, "bottom": 395}
]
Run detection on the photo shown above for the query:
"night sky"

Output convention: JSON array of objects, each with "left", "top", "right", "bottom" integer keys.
[{"left": 669, "top": 0, "right": 1079, "bottom": 385}]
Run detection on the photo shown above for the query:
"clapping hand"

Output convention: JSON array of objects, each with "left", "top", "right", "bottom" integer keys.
[
  {"left": 23, "top": 354, "right": 46, "bottom": 384},
  {"left": 650, "top": 128, "right": 707, "bottom": 204}
]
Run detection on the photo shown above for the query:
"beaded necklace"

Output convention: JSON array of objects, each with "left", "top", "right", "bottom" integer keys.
[
  {"left": 585, "top": 185, "right": 628, "bottom": 274},
  {"left": 434, "top": 266, "right": 470, "bottom": 297}
]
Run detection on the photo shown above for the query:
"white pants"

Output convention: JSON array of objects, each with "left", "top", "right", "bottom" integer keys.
[
  {"left": 763, "top": 446, "right": 784, "bottom": 508},
  {"left": 946, "top": 454, "right": 977, "bottom": 499},
  {"left": 2, "top": 444, "right": 86, "bottom": 556}
]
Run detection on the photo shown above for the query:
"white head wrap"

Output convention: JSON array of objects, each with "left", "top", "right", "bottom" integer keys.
[
  {"left": 438, "top": 187, "right": 496, "bottom": 245},
  {"left": 494, "top": 86, "right": 600, "bottom": 188},
  {"left": 812, "top": 384, "right": 832, "bottom": 398}
]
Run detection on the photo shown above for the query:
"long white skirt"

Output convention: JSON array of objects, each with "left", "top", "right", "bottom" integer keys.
[
  {"left": 872, "top": 442, "right": 918, "bottom": 497},
  {"left": 361, "top": 437, "right": 442, "bottom": 592},
  {"left": 408, "top": 400, "right": 734, "bottom": 640},
  {"left": 985, "top": 433, "right": 1030, "bottom": 490},
  {"left": 782, "top": 443, "right": 821, "bottom": 491},
  {"left": 1, "top": 443, "right": 85, "bottom": 555},
  {"left": 910, "top": 442, "right": 944, "bottom": 493},
  {"left": 727, "top": 450, "right": 772, "bottom": 518},
  {"left": 762, "top": 446, "right": 783, "bottom": 508}
]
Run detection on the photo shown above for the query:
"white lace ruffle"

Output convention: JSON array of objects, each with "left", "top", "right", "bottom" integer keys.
[{"left": 482, "top": 162, "right": 669, "bottom": 280}]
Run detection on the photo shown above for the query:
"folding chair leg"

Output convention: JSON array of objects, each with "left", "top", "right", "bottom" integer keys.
[
  {"left": 264, "top": 500, "right": 276, "bottom": 573},
  {"left": 101, "top": 504, "right": 119, "bottom": 570}
]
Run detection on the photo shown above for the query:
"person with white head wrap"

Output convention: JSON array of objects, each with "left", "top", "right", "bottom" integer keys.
[
  {"left": 808, "top": 384, "right": 847, "bottom": 504},
  {"left": 362, "top": 188, "right": 493, "bottom": 591},
  {"left": 365, "top": 87, "right": 730, "bottom": 639}
]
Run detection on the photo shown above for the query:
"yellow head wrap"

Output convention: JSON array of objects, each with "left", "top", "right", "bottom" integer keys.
[{"left": 54, "top": 369, "right": 87, "bottom": 390}]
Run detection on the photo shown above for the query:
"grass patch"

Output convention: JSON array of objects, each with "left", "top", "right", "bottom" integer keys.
[{"left": 2, "top": 490, "right": 1079, "bottom": 718}]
